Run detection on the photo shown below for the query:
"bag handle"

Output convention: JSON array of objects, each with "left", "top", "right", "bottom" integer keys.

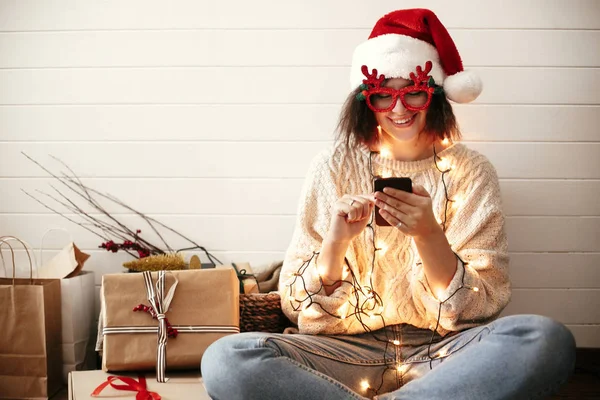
[{"left": 0, "top": 236, "right": 37, "bottom": 285}]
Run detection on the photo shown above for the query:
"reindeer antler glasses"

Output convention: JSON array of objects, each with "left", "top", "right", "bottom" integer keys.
[{"left": 356, "top": 61, "right": 443, "bottom": 113}]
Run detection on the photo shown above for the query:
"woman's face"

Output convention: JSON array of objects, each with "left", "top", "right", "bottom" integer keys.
[{"left": 373, "top": 77, "right": 428, "bottom": 144}]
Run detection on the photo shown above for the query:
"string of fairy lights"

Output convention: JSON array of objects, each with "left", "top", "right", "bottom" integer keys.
[{"left": 285, "top": 136, "right": 481, "bottom": 396}]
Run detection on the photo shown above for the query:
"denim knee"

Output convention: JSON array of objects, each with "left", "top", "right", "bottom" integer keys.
[
  {"left": 533, "top": 315, "right": 576, "bottom": 374},
  {"left": 505, "top": 315, "right": 576, "bottom": 381},
  {"left": 201, "top": 333, "right": 275, "bottom": 399}
]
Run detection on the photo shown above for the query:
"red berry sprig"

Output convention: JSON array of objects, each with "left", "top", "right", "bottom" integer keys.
[
  {"left": 133, "top": 304, "right": 179, "bottom": 338},
  {"left": 99, "top": 229, "right": 152, "bottom": 258}
]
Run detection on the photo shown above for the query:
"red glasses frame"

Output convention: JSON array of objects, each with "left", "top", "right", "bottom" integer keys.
[
  {"left": 358, "top": 61, "right": 439, "bottom": 112},
  {"left": 365, "top": 86, "right": 434, "bottom": 112}
]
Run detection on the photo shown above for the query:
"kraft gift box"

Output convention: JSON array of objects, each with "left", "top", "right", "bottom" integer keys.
[{"left": 100, "top": 267, "right": 239, "bottom": 374}]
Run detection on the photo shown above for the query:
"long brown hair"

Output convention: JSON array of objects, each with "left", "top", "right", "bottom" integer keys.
[{"left": 336, "top": 87, "right": 461, "bottom": 147}]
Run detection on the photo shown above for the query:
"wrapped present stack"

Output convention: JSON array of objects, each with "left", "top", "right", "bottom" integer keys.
[{"left": 12, "top": 157, "right": 291, "bottom": 398}]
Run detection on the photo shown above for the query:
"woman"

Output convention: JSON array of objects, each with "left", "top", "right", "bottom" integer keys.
[{"left": 202, "top": 9, "right": 575, "bottom": 399}]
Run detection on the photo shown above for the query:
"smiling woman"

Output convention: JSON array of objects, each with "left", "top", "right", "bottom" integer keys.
[{"left": 200, "top": 7, "right": 576, "bottom": 400}]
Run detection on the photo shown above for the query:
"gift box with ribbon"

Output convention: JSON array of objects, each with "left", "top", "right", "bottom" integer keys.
[
  {"left": 68, "top": 370, "right": 210, "bottom": 399},
  {"left": 99, "top": 266, "right": 239, "bottom": 380},
  {"left": 231, "top": 262, "right": 259, "bottom": 295}
]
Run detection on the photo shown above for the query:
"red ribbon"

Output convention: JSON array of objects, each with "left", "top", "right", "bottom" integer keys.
[{"left": 91, "top": 375, "right": 161, "bottom": 400}]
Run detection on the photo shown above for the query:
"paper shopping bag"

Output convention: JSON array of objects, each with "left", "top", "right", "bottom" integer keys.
[
  {"left": 37, "top": 241, "right": 90, "bottom": 280},
  {"left": 60, "top": 271, "right": 96, "bottom": 382},
  {"left": 0, "top": 236, "right": 63, "bottom": 399},
  {"left": 37, "top": 231, "right": 95, "bottom": 381}
]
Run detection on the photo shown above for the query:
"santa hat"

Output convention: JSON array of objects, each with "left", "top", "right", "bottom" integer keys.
[{"left": 350, "top": 8, "right": 482, "bottom": 103}]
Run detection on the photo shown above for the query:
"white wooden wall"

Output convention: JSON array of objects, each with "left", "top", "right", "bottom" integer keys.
[{"left": 1, "top": 0, "right": 599, "bottom": 347}]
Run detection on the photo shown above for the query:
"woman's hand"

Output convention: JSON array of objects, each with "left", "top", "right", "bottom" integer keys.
[
  {"left": 374, "top": 184, "right": 441, "bottom": 239},
  {"left": 327, "top": 194, "right": 375, "bottom": 244}
]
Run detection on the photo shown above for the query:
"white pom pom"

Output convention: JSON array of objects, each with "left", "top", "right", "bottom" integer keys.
[{"left": 443, "top": 70, "right": 483, "bottom": 103}]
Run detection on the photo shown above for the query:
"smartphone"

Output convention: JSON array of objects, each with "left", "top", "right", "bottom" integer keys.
[{"left": 374, "top": 177, "right": 413, "bottom": 226}]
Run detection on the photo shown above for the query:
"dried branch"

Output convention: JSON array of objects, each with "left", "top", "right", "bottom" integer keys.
[{"left": 22, "top": 152, "right": 214, "bottom": 261}]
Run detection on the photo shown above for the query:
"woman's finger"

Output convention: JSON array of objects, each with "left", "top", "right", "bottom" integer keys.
[
  {"left": 358, "top": 194, "right": 376, "bottom": 203},
  {"left": 411, "top": 184, "right": 431, "bottom": 198},
  {"left": 379, "top": 209, "right": 407, "bottom": 232},
  {"left": 335, "top": 199, "right": 352, "bottom": 217},
  {"left": 352, "top": 197, "right": 371, "bottom": 221},
  {"left": 381, "top": 187, "right": 420, "bottom": 207},
  {"left": 340, "top": 195, "right": 375, "bottom": 222},
  {"left": 337, "top": 197, "right": 358, "bottom": 222},
  {"left": 375, "top": 195, "right": 410, "bottom": 218},
  {"left": 355, "top": 198, "right": 372, "bottom": 220},
  {"left": 356, "top": 195, "right": 375, "bottom": 219}
]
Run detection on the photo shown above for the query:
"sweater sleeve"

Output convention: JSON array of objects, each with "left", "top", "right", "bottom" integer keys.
[
  {"left": 411, "top": 158, "right": 511, "bottom": 332},
  {"left": 278, "top": 150, "right": 363, "bottom": 335}
]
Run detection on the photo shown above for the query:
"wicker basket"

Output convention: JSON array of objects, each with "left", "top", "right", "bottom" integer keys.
[{"left": 239, "top": 292, "right": 292, "bottom": 333}]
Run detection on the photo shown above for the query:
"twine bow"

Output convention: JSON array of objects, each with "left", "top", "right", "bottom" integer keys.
[{"left": 91, "top": 375, "right": 161, "bottom": 400}]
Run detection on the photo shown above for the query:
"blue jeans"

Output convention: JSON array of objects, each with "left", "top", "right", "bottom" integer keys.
[{"left": 201, "top": 315, "right": 575, "bottom": 400}]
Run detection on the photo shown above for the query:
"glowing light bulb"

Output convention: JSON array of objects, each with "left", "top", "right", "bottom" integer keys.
[
  {"left": 380, "top": 147, "right": 392, "bottom": 159},
  {"left": 392, "top": 340, "right": 400, "bottom": 346},
  {"left": 338, "top": 304, "right": 349, "bottom": 320},
  {"left": 360, "top": 380, "right": 370, "bottom": 391},
  {"left": 438, "top": 157, "right": 450, "bottom": 171},
  {"left": 303, "top": 304, "right": 320, "bottom": 318},
  {"left": 317, "top": 265, "right": 326, "bottom": 277},
  {"left": 376, "top": 241, "right": 388, "bottom": 255},
  {"left": 453, "top": 196, "right": 464, "bottom": 208},
  {"left": 472, "top": 287, "right": 480, "bottom": 292},
  {"left": 435, "top": 288, "right": 446, "bottom": 302},
  {"left": 397, "top": 364, "right": 408, "bottom": 373}
]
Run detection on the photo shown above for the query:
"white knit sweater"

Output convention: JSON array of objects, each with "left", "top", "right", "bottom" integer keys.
[{"left": 279, "top": 141, "right": 511, "bottom": 336}]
